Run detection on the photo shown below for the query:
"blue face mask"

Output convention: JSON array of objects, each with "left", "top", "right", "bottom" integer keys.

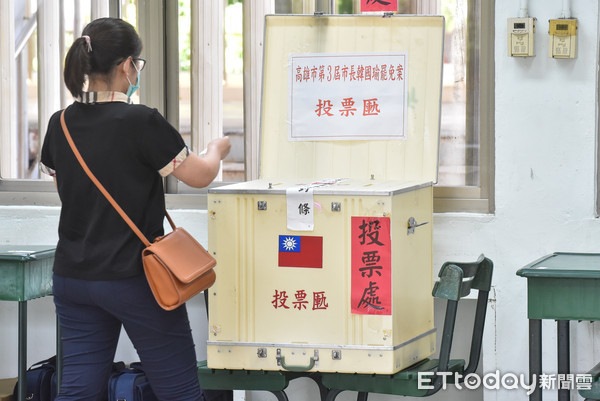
[{"left": 126, "top": 62, "right": 141, "bottom": 97}]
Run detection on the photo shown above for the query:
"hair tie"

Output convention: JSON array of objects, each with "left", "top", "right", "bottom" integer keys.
[{"left": 81, "top": 35, "right": 92, "bottom": 52}]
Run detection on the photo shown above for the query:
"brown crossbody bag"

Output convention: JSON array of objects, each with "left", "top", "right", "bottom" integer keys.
[{"left": 59, "top": 110, "right": 216, "bottom": 311}]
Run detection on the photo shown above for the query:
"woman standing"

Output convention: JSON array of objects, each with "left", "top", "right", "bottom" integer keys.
[{"left": 40, "top": 17, "right": 230, "bottom": 401}]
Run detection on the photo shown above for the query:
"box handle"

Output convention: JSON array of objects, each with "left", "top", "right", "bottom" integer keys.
[{"left": 276, "top": 349, "right": 318, "bottom": 372}]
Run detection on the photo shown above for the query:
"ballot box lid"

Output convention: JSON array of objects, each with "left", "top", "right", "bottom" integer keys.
[{"left": 259, "top": 14, "right": 444, "bottom": 183}]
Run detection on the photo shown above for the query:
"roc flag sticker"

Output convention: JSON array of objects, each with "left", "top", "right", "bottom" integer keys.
[{"left": 278, "top": 235, "right": 323, "bottom": 268}]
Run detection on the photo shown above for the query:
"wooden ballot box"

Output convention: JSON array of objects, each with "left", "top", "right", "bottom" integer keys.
[{"left": 207, "top": 14, "right": 444, "bottom": 375}]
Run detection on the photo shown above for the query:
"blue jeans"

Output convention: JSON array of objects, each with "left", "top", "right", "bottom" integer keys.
[{"left": 52, "top": 273, "right": 202, "bottom": 401}]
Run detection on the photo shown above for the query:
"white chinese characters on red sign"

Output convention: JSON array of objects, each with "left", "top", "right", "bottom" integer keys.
[{"left": 289, "top": 53, "right": 408, "bottom": 141}]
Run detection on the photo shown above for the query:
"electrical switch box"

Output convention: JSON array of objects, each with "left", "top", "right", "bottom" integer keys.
[
  {"left": 507, "top": 17, "right": 536, "bottom": 57},
  {"left": 549, "top": 19, "right": 577, "bottom": 59}
]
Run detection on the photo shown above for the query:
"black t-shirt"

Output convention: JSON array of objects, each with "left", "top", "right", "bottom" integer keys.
[{"left": 41, "top": 93, "right": 188, "bottom": 280}]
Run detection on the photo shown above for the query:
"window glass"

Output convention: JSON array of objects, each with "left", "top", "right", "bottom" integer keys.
[
  {"left": 438, "top": 0, "right": 477, "bottom": 187},
  {"left": 14, "top": 0, "right": 39, "bottom": 179},
  {"left": 121, "top": 1, "right": 139, "bottom": 104},
  {"left": 176, "top": 0, "right": 243, "bottom": 182},
  {"left": 275, "top": 0, "right": 310, "bottom": 14},
  {"left": 336, "top": 0, "right": 355, "bottom": 13},
  {"left": 223, "top": 0, "right": 244, "bottom": 181},
  {"left": 391, "top": 0, "right": 481, "bottom": 188},
  {"left": 8, "top": 0, "right": 92, "bottom": 180},
  {"left": 178, "top": 0, "right": 192, "bottom": 149}
]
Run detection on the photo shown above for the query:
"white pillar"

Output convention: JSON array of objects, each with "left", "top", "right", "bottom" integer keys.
[
  {"left": 37, "top": 0, "right": 61, "bottom": 153},
  {"left": 137, "top": 0, "right": 166, "bottom": 114},
  {"left": 191, "top": 0, "right": 224, "bottom": 157},
  {"left": 0, "top": 0, "right": 17, "bottom": 179},
  {"left": 91, "top": 0, "right": 110, "bottom": 19},
  {"left": 243, "top": 0, "right": 273, "bottom": 180}
]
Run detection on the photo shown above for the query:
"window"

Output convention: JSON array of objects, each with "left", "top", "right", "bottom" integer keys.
[
  {"left": 177, "top": 0, "right": 268, "bottom": 186},
  {"left": 0, "top": 0, "right": 163, "bottom": 202},
  {"left": 1, "top": 0, "right": 493, "bottom": 213},
  {"left": 182, "top": 0, "right": 245, "bottom": 182},
  {"left": 0, "top": 0, "right": 93, "bottom": 200},
  {"left": 433, "top": 0, "right": 495, "bottom": 213}
]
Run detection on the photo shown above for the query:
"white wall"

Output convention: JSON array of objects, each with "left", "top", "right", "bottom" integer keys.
[
  {"left": 453, "top": 1, "right": 599, "bottom": 400},
  {"left": 2, "top": 1, "right": 600, "bottom": 401}
]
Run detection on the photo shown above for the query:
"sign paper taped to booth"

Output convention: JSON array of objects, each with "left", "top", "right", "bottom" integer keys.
[{"left": 289, "top": 52, "right": 408, "bottom": 141}]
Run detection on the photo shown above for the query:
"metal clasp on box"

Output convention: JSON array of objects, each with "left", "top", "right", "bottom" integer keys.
[
  {"left": 407, "top": 217, "right": 428, "bottom": 235},
  {"left": 257, "top": 201, "right": 267, "bottom": 211}
]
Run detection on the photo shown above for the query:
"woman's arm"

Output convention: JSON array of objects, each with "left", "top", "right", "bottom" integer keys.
[{"left": 172, "top": 137, "right": 231, "bottom": 188}]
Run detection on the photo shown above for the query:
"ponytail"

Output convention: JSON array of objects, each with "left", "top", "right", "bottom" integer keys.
[{"left": 63, "top": 37, "right": 92, "bottom": 98}]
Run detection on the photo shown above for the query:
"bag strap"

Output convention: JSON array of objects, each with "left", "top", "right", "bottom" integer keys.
[
  {"left": 59, "top": 110, "right": 176, "bottom": 247},
  {"left": 28, "top": 355, "right": 57, "bottom": 370}
]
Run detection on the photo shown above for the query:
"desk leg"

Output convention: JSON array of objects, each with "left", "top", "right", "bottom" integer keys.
[
  {"left": 530, "top": 319, "right": 542, "bottom": 401},
  {"left": 56, "top": 316, "right": 62, "bottom": 396},
  {"left": 557, "top": 320, "right": 570, "bottom": 401},
  {"left": 17, "top": 301, "right": 27, "bottom": 401}
]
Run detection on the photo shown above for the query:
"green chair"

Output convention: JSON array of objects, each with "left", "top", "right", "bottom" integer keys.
[
  {"left": 320, "top": 254, "right": 493, "bottom": 400},
  {"left": 578, "top": 362, "right": 600, "bottom": 400}
]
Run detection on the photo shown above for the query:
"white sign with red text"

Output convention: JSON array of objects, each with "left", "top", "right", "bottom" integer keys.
[{"left": 288, "top": 52, "right": 407, "bottom": 141}]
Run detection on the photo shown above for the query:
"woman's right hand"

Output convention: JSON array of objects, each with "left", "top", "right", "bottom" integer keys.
[
  {"left": 173, "top": 137, "right": 232, "bottom": 188},
  {"left": 207, "top": 137, "right": 231, "bottom": 161}
]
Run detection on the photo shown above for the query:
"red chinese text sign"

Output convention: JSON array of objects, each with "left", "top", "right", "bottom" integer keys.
[
  {"left": 361, "top": 0, "right": 398, "bottom": 12},
  {"left": 351, "top": 216, "right": 392, "bottom": 315}
]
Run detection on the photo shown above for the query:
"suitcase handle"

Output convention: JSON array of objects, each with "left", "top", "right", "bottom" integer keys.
[{"left": 276, "top": 349, "right": 318, "bottom": 372}]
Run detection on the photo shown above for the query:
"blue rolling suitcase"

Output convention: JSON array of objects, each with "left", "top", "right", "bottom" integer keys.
[
  {"left": 108, "top": 363, "right": 158, "bottom": 401},
  {"left": 108, "top": 361, "right": 232, "bottom": 401}
]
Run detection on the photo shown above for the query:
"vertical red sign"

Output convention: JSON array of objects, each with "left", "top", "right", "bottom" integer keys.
[
  {"left": 351, "top": 216, "right": 392, "bottom": 315},
  {"left": 361, "top": 0, "right": 398, "bottom": 13}
]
